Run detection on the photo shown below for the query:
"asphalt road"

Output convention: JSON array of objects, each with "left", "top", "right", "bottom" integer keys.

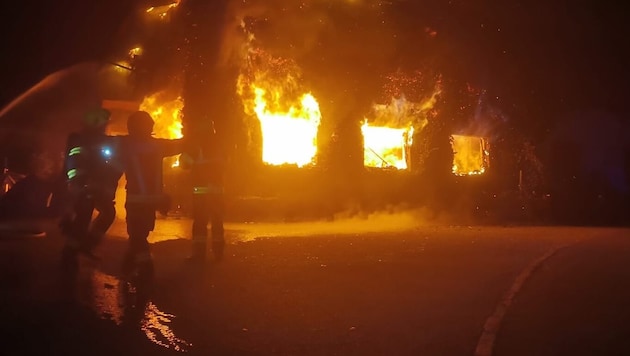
[{"left": 1, "top": 218, "right": 629, "bottom": 356}]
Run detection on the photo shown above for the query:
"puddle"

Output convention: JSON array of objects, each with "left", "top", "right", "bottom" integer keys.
[{"left": 81, "top": 270, "right": 192, "bottom": 352}]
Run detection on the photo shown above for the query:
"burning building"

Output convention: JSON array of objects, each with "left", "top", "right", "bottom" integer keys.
[
  {"left": 93, "top": 0, "right": 510, "bottom": 221},
  {"left": 362, "top": 122, "right": 413, "bottom": 170},
  {"left": 237, "top": 49, "right": 322, "bottom": 167},
  {"left": 451, "top": 134, "right": 490, "bottom": 176},
  {"left": 360, "top": 70, "right": 443, "bottom": 173}
]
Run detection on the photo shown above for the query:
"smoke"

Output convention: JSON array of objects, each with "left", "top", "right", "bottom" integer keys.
[
  {"left": 238, "top": 207, "right": 454, "bottom": 242},
  {"left": 451, "top": 87, "right": 509, "bottom": 141},
  {"left": 105, "top": 204, "right": 451, "bottom": 244},
  {"left": 233, "top": 208, "right": 426, "bottom": 241},
  {"left": 228, "top": 1, "right": 333, "bottom": 55},
  {"left": 366, "top": 71, "right": 443, "bottom": 130},
  {"left": 225, "top": 0, "right": 398, "bottom": 76}
]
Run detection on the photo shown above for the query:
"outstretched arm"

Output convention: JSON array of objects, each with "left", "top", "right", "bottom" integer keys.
[{"left": 158, "top": 138, "right": 186, "bottom": 157}]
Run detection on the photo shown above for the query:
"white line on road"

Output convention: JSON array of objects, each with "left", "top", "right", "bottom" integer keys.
[{"left": 474, "top": 243, "right": 571, "bottom": 356}]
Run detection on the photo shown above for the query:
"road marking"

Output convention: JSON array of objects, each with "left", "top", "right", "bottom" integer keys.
[{"left": 474, "top": 243, "right": 570, "bottom": 356}]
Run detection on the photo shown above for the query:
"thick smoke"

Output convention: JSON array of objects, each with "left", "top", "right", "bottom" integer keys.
[
  {"left": 232, "top": 207, "right": 430, "bottom": 242},
  {"left": 112, "top": 204, "right": 458, "bottom": 244},
  {"left": 225, "top": 0, "right": 400, "bottom": 92}
]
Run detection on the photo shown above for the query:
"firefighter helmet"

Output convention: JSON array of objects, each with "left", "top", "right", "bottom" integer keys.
[
  {"left": 84, "top": 108, "right": 111, "bottom": 128},
  {"left": 127, "top": 111, "right": 154, "bottom": 137}
]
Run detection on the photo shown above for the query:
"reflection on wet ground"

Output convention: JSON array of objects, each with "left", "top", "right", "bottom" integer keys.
[
  {"left": 6, "top": 224, "right": 628, "bottom": 355},
  {"left": 79, "top": 269, "right": 191, "bottom": 352},
  {"left": 141, "top": 301, "right": 191, "bottom": 352}
]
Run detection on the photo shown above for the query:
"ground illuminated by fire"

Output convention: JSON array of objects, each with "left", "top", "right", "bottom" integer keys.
[{"left": 108, "top": 210, "right": 427, "bottom": 244}]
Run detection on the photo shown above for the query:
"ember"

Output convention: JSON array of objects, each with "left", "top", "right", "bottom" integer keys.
[
  {"left": 145, "top": 1, "right": 180, "bottom": 20},
  {"left": 451, "top": 135, "right": 490, "bottom": 176}
]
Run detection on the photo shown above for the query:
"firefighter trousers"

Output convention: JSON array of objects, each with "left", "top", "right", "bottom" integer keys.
[
  {"left": 63, "top": 192, "right": 115, "bottom": 251},
  {"left": 124, "top": 201, "right": 157, "bottom": 266},
  {"left": 191, "top": 192, "right": 224, "bottom": 250}
]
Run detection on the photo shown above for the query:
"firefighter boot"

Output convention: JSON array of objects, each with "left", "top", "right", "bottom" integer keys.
[{"left": 122, "top": 250, "right": 154, "bottom": 282}]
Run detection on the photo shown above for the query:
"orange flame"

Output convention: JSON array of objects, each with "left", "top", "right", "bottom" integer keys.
[
  {"left": 139, "top": 92, "right": 183, "bottom": 167},
  {"left": 128, "top": 46, "right": 142, "bottom": 58},
  {"left": 362, "top": 122, "right": 413, "bottom": 169},
  {"left": 451, "top": 135, "right": 490, "bottom": 176},
  {"left": 362, "top": 89, "right": 439, "bottom": 170},
  {"left": 238, "top": 49, "right": 321, "bottom": 167},
  {"left": 145, "top": 1, "right": 180, "bottom": 20}
]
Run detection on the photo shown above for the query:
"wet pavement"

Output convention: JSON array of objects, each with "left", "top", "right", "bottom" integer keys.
[{"left": 1, "top": 218, "right": 629, "bottom": 355}]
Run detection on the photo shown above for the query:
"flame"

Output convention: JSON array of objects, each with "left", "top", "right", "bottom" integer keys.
[
  {"left": 451, "top": 135, "right": 490, "bottom": 176},
  {"left": 362, "top": 122, "right": 413, "bottom": 169},
  {"left": 362, "top": 70, "right": 443, "bottom": 170},
  {"left": 238, "top": 49, "right": 321, "bottom": 167},
  {"left": 129, "top": 46, "right": 142, "bottom": 58},
  {"left": 145, "top": 1, "right": 180, "bottom": 20},
  {"left": 252, "top": 88, "right": 321, "bottom": 166},
  {"left": 362, "top": 95, "right": 435, "bottom": 170},
  {"left": 139, "top": 92, "right": 183, "bottom": 167}
]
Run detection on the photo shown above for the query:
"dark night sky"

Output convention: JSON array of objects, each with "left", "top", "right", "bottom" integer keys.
[
  {"left": 0, "top": 0, "right": 134, "bottom": 106},
  {"left": 0, "top": 0, "right": 628, "bottom": 140},
  {"left": 418, "top": 0, "right": 630, "bottom": 136}
]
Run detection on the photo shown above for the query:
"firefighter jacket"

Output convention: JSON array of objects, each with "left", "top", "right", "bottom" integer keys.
[
  {"left": 119, "top": 136, "right": 184, "bottom": 205},
  {"left": 63, "top": 131, "right": 123, "bottom": 200}
]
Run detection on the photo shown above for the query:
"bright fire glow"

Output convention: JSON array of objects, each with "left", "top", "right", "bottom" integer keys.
[
  {"left": 145, "top": 1, "right": 180, "bottom": 19},
  {"left": 362, "top": 96, "right": 433, "bottom": 170},
  {"left": 253, "top": 88, "right": 321, "bottom": 166},
  {"left": 451, "top": 135, "right": 489, "bottom": 176},
  {"left": 139, "top": 92, "right": 183, "bottom": 167},
  {"left": 362, "top": 123, "right": 413, "bottom": 169},
  {"left": 238, "top": 49, "right": 321, "bottom": 167},
  {"left": 128, "top": 46, "right": 142, "bottom": 58}
]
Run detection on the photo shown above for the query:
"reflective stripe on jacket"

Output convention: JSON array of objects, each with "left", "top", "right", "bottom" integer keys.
[{"left": 193, "top": 185, "right": 223, "bottom": 195}]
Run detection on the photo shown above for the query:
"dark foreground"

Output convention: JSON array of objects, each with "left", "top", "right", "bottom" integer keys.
[{"left": 1, "top": 219, "right": 629, "bottom": 356}]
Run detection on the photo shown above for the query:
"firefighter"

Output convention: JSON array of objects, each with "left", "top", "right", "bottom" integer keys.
[
  {"left": 119, "top": 111, "right": 184, "bottom": 279},
  {"left": 181, "top": 123, "right": 225, "bottom": 262},
  {"left": 60, "top": 108, "right": 123, "bottom": 272}
]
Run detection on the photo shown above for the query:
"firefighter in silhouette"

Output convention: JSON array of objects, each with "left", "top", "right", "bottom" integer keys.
[
  {"left": 119, "top": 111, "right": 184, "bottom": 278},
  {"left": 180, "top": 120, "right": 225, "bottom": 262},
  {"left": 60, "top": 108, "right": 123, "bottom": 272}
]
